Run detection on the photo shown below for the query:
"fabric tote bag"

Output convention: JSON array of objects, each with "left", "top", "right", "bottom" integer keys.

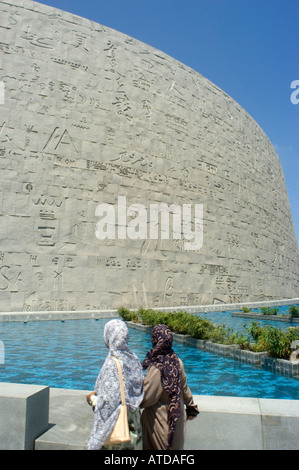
[{"left": 104, "top": 357, "right": 131, "bottom": 446}]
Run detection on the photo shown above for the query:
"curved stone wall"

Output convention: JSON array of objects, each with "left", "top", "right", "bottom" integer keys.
[{"left": 0, "top": 0, "right": 298, "bottom": 312}]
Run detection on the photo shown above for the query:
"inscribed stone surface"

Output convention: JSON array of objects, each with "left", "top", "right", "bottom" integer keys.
[{"left": 0, "top": 0, "right": 298, "bottom": 312}]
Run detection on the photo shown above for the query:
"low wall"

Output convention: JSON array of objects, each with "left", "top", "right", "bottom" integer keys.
[
  {"left": 39, "top": 390, "right": 299, "bottom": 450},
  {"left": 232, "top": 312, "right": 299, "bottom": 324},
  {"left": 185, "top": 395, "right": 299, "bottom": 450},
  {"left": 0, "top": 297, "right": 298, "bottom": 322},
  {"left": 0, "top": 383, "right": 49, "bottom": 450},
  {"left": 1, "top": 384, "right": 299, "bottom": 450},
  {"left": 0, "top": 309, "right": 118, "bottom": 322}
]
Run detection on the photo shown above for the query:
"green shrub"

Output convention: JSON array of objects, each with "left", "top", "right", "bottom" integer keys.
[
  {"left": 289, "top": 305, "right": 299, "bottom": 318},
  {"left": 260, "top": 326, "right": 299, "bottom": 358},
  {"left": 186, "top": 317, "right": 214, "bottom": 339},
  {"left": 161, "top": 311, "right": 185, "bottom": 333},
  {"left": 241, "top": 307, "right": 252, "bottom": 313},
  {"left": 245, "top": 321, "right": 264, "bottom": 342},
  {"left": 260, "top": 307, "right": 278, "bottom": 315},
  {"left": 138, "top": 307, "right": 169, "bottom": 326},
  {"left": 117, "top": 307, "right": 139, "bottom": 323},
  {"left": 245, "top": 321, "right": 299, "bottom": 358},
  {"left": 118, "top": 307, "right": 299, "bottom": 359}
]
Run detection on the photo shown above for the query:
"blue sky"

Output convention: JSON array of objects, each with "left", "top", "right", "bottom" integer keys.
[{"left": 37, "top": 0, "right": 299, "bottom": 247}]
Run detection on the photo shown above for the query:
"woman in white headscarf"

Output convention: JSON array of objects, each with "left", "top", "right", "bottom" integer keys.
[{"left": 86, "top": 319, "right": 144, "bottom": 450}]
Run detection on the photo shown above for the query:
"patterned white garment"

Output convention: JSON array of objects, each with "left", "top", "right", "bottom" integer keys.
[{"left": 87, "top": 319, "right": 144, "bottom": 450}]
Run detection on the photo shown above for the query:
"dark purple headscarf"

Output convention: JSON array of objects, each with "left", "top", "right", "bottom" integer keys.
[{"left": 142, "top": 324, "right": 181, "bottom": 449}]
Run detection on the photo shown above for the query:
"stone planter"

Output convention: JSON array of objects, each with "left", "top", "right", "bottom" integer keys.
[{"left": 260, "top": 356, "right": 299, "bottom": 378}]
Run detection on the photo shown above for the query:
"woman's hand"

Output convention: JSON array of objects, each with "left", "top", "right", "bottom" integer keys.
[
  {"left": 86, "top": 391, "right": 96, "bottom": 405},
  {"left": 186, "top": 404, "right": 199, "bottom": 420}
]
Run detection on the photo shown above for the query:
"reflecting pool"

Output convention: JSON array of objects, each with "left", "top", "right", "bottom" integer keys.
[{"left": 1, "top": 318, "right": 299, "bottom": 400}]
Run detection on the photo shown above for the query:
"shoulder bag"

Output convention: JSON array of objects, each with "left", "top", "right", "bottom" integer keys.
[{"left": 104, "top": 357, "right": 131, "bottom": 446}]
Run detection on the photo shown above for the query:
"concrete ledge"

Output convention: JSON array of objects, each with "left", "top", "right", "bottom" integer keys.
[
  {"left": 35, "top": 389, "right": 299, "bottom": 450},
  {"left": 232, "top": 312, "right": 299, "bottom": 324},
  {"left": 0, "top": 383, "right": 49, "bottom": 450},
  {"left": 151, "top": 298, "right": 299, "bottom": 314},
  {"left": 1, "top": 384, "right": 299, "bottom": 450},
  {"left": 185, "top": 395, "right": 299, "bottom": 450},
  {"left": 0, "top": 310, "right": 118, "bottom": 322},
  {"left": 185, "top": 395, "right": 263, "bottom": 450}
]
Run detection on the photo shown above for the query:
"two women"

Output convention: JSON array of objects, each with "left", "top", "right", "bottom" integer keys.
[{"left": 87, "top": 319, "right": 198, "bottom": 450}]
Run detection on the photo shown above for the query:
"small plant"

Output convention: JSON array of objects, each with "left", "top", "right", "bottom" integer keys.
[
  {"left": 118, "top": 307, "right": 139, "bottom": 323},
  {"left": 138, "top": 307, "right": 169, "bottom": 326},
  {"left": 289, "top": 305, "right": 299, "bottom": 318},
  {"left": 244, "top": 321, "right": 299, "bottom": 358},
  {"left": 260, "top": 307, "right": 278, "bottom": 315},
  {"left": 245, "top": 321, "right": 264, "bottom": 342},
  {"left": 243, "top": 322, "right": 266, "bottom": 352},
  {"left": 262, "top": 326, "right": 299, "bottom": 358},
  {"left": 188, "top": 318, "right": 215, "bottom": 340},
  {"left": 241, "top": 307, "right": 252, "bottom": 313}
]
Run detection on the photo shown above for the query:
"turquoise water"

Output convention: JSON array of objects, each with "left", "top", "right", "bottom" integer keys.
[
  {"left": 196, "top": 304, "right": 299, "bottom": 333},
  {"left": 1, "top": 317, "right": 299, "bottom": 400}
]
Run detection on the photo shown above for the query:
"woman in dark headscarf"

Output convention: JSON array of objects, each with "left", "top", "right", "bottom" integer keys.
[
  {"left": 86, "top": 319, "right": 144, "bottom": 450},
  {"left": 141, "top": 324, "right": 198, "bottom": 450}
]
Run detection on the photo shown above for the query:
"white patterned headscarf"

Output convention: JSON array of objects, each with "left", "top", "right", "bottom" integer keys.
[{"left": 87, "top": 319, "right": 144, "bottom": 450}]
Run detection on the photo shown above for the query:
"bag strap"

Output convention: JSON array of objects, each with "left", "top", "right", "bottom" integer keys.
[{"left": 112, "top": 357, "right": 126, "bottom": 405}]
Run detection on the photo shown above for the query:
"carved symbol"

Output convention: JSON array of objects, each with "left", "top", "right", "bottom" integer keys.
[
  {"left": 37, "top": 226, "right": 55, "bottom": 246},
  {"left": 53, "top": 270, "right": 63, "bottom": 289},
  {"left": 25, "top": 124, "right": 37, "bottom": 134},
  {"left": 73, "top": 33, "right": 89, "bottom": 51},
  {"left": 30, "top": 255, "right": 37, "bottom": 265},
  {"left": 21, "top": 26, "right": 54, "bottom": 49},
  {"left": 0, "top": 265, "right": 10, "bottom": 290},
  {"left": 0, "top": 265, "right": 21, "bottom": 290},
  {"left": 35, "top": 272, "right": 44, "bottom": 286},
  {"left": 0, "top": 121, "right": 6, "bottom": 138},
  {"left": 43, "top": 127, "right": 77, "bottom": 153},
  {"left": 40, "top": 210, "right": 54, "bottom": 220},
  {"left": 163, "top": 277, "right": 174, "bottom": 301},
  {"left": 25, "top": 183, "right": 33, "bottom": 192}
]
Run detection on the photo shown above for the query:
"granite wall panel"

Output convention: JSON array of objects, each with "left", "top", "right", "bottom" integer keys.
[{"left": 0, "top": 0, "right": 298, "bottom": 312}]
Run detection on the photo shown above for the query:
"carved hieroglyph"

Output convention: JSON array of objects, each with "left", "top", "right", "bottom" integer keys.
[{"left": 0, "top": 0, "right": 298, "bottom": 312}]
